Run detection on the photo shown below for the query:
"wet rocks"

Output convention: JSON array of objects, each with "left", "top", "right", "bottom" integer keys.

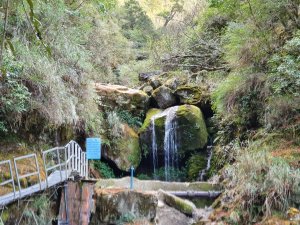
[{"left": 152, "top": 86, "right": 177, "bottom": 109}]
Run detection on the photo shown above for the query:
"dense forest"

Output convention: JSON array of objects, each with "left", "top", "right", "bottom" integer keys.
[{"left": 0, "top": 0, "right": 299, "bottom": 224}]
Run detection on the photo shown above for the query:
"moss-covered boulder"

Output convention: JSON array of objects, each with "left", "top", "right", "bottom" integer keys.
[
  {"left": 139, "top": 105, "right": 208, "bottom": 161},
  {"left": 95, "top": 83, "right": 150, "bottom": 117},
  {"left": 103, "top": 124, "right": 141, "bottom": 171},
  {"left": 174, "top": 85, "right": 202, "bottom": 105},
  {"left": 158, "top": 190, "right": 196, "bottom": 217},
  {"left": 152, "top": 86, "right": 177, "bottom": 109},
  {"left": 187, "top": 154, "right": 207, "bottom": 181}
]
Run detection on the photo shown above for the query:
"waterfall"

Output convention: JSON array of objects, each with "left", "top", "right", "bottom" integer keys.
[
  {"left": 163, "top": 106, "right": 179, "bottom": 181},
  {"left": 198, "top": 139, "right": 213, "bottom": 181},
  {"left": 151, "top": 106, "right": 179, "bottom": 181},
  {"left": 151, "top": 117, "right": 158, "bottom": 178}
]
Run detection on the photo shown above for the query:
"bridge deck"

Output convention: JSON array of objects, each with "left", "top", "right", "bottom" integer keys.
[{"left": 0, "top": 170, "right": 67, "bottom": 207}]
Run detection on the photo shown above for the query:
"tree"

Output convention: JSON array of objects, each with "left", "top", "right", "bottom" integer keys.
[{"left": 158, "top": 0, "right": 184, "bottom": 27}]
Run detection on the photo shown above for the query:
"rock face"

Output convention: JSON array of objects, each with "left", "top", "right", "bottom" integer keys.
[
  {"left": 103, "top": 123, "right": 141, "bottom": 171},
  {"left": 152, "top": 86, "right": 177, "bottom": 109},
  {"left": 139, "top": 105, "right": 208, "bottom": 160},
  {"left": 90, "top": 189, "right": 158, "bottom": 224},
  {"left": 95, "top": 83, "right": 150, "bottom": 116}
]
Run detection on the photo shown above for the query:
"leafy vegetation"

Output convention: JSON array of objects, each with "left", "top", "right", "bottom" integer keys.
[{"left": 93, "top": 160, "right": 115, "bottom": 178}]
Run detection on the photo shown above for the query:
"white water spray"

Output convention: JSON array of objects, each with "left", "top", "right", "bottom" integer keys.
[{"left": 151, "top": 106, "right": 179, "bottom": 181}]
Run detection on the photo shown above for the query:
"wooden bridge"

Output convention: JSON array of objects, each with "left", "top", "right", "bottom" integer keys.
[{"left": 0, "top": 141, "right": 88, "bottom": 207}]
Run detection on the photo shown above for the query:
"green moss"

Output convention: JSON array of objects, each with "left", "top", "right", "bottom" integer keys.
[
  {"left": 187, "top": 154, "right": 207, "bottom": 181},
  {"left": 115, "top": 126, "right": 141, "bottom": 170},
  {"left": 176, "top": 105, "right": 208, "bottom": 151},
  {"left": 139, "top": 108, "right": 162, "bottom": 133},
  {"left": 163, "top": 192, "right": 195, "bottom": 216},
  {"left": 175, "top": 85, "right": 202, "bottom": 104}
]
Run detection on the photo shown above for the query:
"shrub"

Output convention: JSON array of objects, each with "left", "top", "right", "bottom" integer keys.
[
  {"left": 93, "top": 161, "right": 115, "bottom": 178},
  {"left": 117, "top": 110, "right": 143, "bottom": 128},
  {"left": 222, "top": 149, "right": 300, "bottom": 221},
  {"left": 107, "top": 111, "right": 124, "bottom": 138}
]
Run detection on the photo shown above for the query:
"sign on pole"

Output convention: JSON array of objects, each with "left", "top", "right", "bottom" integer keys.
[{"left": 86, "top": 138, "right": 101, "bottom": 160}]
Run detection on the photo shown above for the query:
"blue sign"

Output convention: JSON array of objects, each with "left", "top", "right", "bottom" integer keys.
[{"left": 86, "top": 138, "right": 101, "bottom": 159}]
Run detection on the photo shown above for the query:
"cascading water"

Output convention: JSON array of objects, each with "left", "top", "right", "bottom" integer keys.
[
  {"left": 163, "top": 106, "right": 179, "bottom": 181},
  {"left": 198, "top": 138, "right": 213, "bottom": 181},
  {"left": 151, "top": 106, "right": 179, "bottom": 181},
  {"left": 151, "top": 117, "right": 158, "bottom": 178}
]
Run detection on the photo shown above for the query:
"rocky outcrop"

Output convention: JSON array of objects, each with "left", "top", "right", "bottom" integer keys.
[
  {"left": 90, "top": 189, "right": 157, "bottom": 224},
  {"left": 152, "top": 86, "right": 177, "bottom": 109},
  {"left": 139, "top": 105, "right": 208, "bottom": 159},
  {"left": 95, "top": 83, "right": 150, "bottom": 116},
  {"left": 103, "top": 123, "right": 141, "bottom": 171}
]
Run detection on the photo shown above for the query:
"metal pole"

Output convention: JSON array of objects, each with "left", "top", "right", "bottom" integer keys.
[
  {"left": 8, "top": 161, "right": 16, "bottom": 199},
  {"left": 34, "top": 154, "right": 42, "bottom": 191},
  {"left": 64, "top": 147, "right": 68, "bottom": 179},
  {"left": 42, "top": 152, "right": 49, "bottom": 188},
  {"left": 13, "top": 159, "right": 22, "bottom": 198},
  {"left": 130, "top": 166, "right": 134, "bottom": 190},
  {"left": 57, "top": 148, "right": 62, "bottom": 182}
]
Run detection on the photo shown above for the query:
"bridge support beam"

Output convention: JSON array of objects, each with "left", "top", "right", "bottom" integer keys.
[{"left": 58, "top": 181, "right": 95, "bottom": 225}]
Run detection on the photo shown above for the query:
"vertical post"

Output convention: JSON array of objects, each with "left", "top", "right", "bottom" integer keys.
[
  {"left": 13, "top": 159, "right": 22, "bottom": 197},
  {"left": 64, "top": 147, "right": 68, "bottom": 179},
  {"left": 57, "top": 148, "right": 62, "bottom": 182},
  {"left": 34, "top": 154, "right": 42, "bottom": 191},
  {"left": 85, "top": 154, "right": 88, "bottom": 179},
  {"left": 74, "top": 143, "right": 77, "bottom": 172},
  {"left": 67, "top": 145, "right": 71, "bottom": 176},
  {"left": 81, "top": 152, "right": 84, "bottom": 177},
  {"left": 130, "top": 166, "right": 134, "bottom": 190},
  {"left": 42, "top": 152, "right": 49, "bottom": 188},
  {"left": 8, "top": 161, "right": 16, "bottom": 199}
]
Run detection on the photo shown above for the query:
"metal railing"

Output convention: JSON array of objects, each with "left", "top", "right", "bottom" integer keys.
[
  {"left": 0, "top": 140, "right": 88, "bottom": 207},
  {"left": 0, "top": 160, "right": 16, "bottom": 199},
  {"left": 14, "top": 154, "right": 42, "bottom": 198}
]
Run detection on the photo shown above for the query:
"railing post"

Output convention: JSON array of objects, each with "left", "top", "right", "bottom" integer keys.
[
  {"left": 73, "top": 142, "right": 76, "bottom": 171},
  {"left": 57, "top": 148, "right": 62, "bottom": 182},
  {"left": 67, "top": 144, "right": 71, "bottom": 177},
  {"left": 9, "top": 161, "right": 16, "bottom": 199},
  {"left": 64, "top": 147, "right": 68, "bottom": 179},
  {"left": 13, "top": 158, "right": 22, "bottom": 198},
  {"left": 86, "top": 153, "right": 88, "bottom": 179},
  {"left": 34, "top": 154, "right": 42, "bottom": 191},
  {"left": 81, "top": 152, "right": 84, "bottom": 177},
  {"left": 42, "top": 152, "right": 49, "bottom": 188}
]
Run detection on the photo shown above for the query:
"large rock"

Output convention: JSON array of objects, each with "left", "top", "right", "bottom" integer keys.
[
  {"left": 174, "top": 85, "right": 202, "bottom": 105},
  {"left": 152, "top": 86, "right": 177, "bottom": 109},
  {"left": 95, "top": 83, "right": 150, "bottom": 116},
  {"left": 103, "top": 123, "right": 141, "bottom": 171},
  {"left": 139, "top": 71, "right": 162, "bottom": 81},
  {"left": 90, "top": 189, "right": 157, "bottom": 224},
  {"left": 139, "top": 105, "right": 208, "bottom": 161}
]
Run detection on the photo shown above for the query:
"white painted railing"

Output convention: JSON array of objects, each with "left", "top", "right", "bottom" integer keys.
[{"left": 0, "top": 140, "right": 88, "bottom": 207}]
